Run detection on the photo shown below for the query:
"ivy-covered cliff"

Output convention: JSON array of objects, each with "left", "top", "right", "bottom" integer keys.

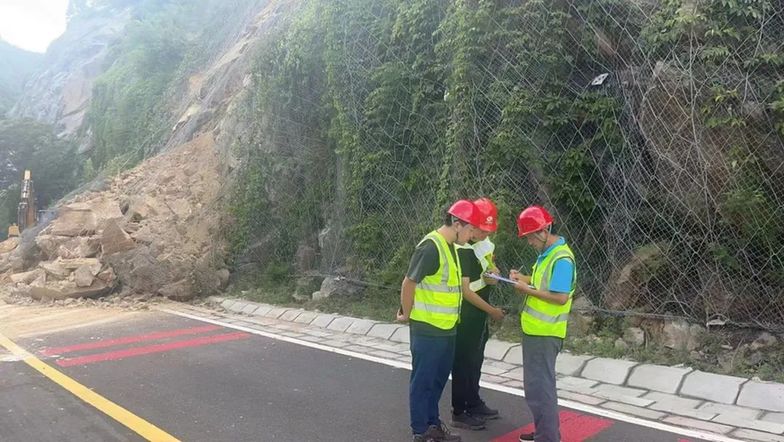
[{"left": 230, "top": 0, "right": 784, "bottom": 330}]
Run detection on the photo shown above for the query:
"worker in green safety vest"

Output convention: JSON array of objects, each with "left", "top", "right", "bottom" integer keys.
[
  {"left": 509, "top": 206, "right": 576, "bottom": 442},
  {"left": 397, "top": 199, "right": 482, "bottom": 442}
]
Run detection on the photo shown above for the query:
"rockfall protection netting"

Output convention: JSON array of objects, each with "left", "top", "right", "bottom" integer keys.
[{"left": 235, "top": 0, "right": 784, "bottom": 330}]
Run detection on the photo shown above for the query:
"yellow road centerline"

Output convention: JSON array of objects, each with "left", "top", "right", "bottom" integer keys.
[{"left": 0, "top": 333, "right": 179, "bottom": 442}]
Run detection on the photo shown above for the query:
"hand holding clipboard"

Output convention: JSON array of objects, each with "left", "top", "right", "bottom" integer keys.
[
  {"left": 484, "top": 272, "right": 535, "bottom": 289},
  {"left": 483, "top": 272, "right": 519, "bottom": 285}
]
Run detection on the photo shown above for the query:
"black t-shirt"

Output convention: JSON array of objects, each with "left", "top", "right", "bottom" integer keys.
[
  {"left": 406, "top": 238, "right": 458, "bottom": 336},
  {"left": 457, "top": 244, "right": 492, "bottom": 321},
  {"left": 406, "top": 240, "right": 439, "bottom": 283}
]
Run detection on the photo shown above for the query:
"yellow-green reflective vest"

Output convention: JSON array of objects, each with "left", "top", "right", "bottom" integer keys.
[
  {"left": 410, "top": 231, "right": 462, "bottom": 330},
  {"left": 464, "top": 239, "right": 494, "bottom": 293},
  {"left": 521, "top": 242, "right": 576, "bottom": 338}
]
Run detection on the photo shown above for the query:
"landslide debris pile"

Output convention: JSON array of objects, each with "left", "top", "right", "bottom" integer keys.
[{"left": 0, "top": 132, "right": 228, "bottom": 301}]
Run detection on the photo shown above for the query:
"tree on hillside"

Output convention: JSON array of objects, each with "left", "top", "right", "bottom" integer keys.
[{"left": 0, "top": 119, "right": 80, "bottom": 233}]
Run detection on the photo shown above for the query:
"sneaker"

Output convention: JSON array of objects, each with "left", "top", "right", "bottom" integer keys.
[
  {"left": 519, "top": 432, "right": 563, "bottom": 442},
  {"left": 451, "top": 412, "right": 486, "bottom": 430},
  {"left": 413, "top": 434, "right": 435, "bottom": 442},
  {"left": 467, "top": 402, "right": 500, "bottom": 420},
  {"left": 424, "top": 423, "right": 462, "bottom": 441}
]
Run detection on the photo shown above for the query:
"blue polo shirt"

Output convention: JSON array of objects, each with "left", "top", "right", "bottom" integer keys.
[{"left": 535, "top": 237, "right": 574, "bottom": 294}]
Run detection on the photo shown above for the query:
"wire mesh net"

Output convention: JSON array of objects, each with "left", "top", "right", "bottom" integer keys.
[{"left": 233, "top": 0, "right": 784, "bottom": 331}]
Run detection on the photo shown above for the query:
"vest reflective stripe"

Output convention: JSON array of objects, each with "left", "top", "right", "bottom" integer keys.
[
  {"left": 469, "top": 279, "right": 485, "bottom": 292},
  {"left": 458, "top": 240, "right": 496, "bottom": 293},
  {"left": 410, "top": 231, "right": 462, "bottom": 330},
  {"left": 521, "top": 242, "right": 576, "bottom": 338},
  {"left": 413, "top": 301, "right": 460, "bottom": 314},
  {"left": 475, "top": 240, "right": 495, "bottom": 292},
  {"left": 473, "top": 239, "right": 495, "bottom": 272},
  {"left": 522, "top": 305, "right": 570, "bottom": 323},
  {"left": 431, "top": 232, "right": 453, "bottom": 285},
  {"left": 418, "top": 283, "right": 461, "bottom": 293},
  {"left": 456, "top": 243, "right": 485, "bottom": 292}
]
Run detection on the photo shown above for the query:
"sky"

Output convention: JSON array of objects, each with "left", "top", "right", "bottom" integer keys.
[{"left": 0, "top": 0, "right": 69, "bottom": 53}]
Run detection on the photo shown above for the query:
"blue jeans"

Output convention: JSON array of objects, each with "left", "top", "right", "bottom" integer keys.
[{"left": 409, "top": 332, "right": 456, "bottom": 434}]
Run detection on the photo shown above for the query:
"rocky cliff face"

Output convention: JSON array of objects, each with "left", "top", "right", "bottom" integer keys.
[
  {"left": 8, "top": 4, "right": 131, "bottom": 137},
  {"left": 0, "top": 0, "right": 292, "bottom": 301},
  {"left": 0, "top": 40, "right": 42, "bottom": 115}
]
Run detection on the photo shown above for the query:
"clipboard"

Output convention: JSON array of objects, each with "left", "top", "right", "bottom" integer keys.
[{"left": 483, "top": 273, "right": 519, "bottom": 285}]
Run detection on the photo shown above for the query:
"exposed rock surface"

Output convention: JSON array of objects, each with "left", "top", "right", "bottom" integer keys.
[
  {"left": 8, "top": 6, "right": 132, "bottom": 137},
  {"left": 1, "top": 1, "right": 291, "bottom": 302}
]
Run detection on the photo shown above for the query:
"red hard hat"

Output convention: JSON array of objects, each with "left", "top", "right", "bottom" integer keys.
[
  {"left": 473, "top": 198, "right": 498, "bottom": 232},
  {"left": 448, "top": 200, "right": 481, "bottom": 227},
  {"left": 517, "top": 205, "right": 553, "bottom": 237}
]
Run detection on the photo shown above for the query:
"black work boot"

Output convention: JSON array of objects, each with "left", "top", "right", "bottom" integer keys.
[
  {"left": 451, "top": 411, "right": 486, "bottom": 430},
  {"left": 424, "top": 423, "right": 462, "bottom": 441},
  {"left": 467, "top": 402, "right": 500, "bottom": 420}
]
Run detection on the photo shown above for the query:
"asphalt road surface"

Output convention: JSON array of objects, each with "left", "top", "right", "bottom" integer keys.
[{"left": 0, "top": 309, "right": 715, "bottom": 441}]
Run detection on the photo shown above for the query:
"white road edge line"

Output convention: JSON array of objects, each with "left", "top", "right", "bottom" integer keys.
[{"left": 160, "top": 308, "right": 742, "bottom": 442}]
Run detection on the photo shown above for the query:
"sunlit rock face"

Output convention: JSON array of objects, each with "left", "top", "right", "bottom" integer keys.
[{"left": 9, "top": 1, "right": 134, "bottom": 136}]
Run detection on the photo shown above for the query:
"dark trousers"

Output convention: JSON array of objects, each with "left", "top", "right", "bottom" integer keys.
[
  {"left": 522, "top": 333, "right": 563, "bottom": 442},
  {"left": 409, "top": 331, "right": 456, "bottom": 435},
  {"left": 451, "top": 314, "right": 489, "bottom": 413}
]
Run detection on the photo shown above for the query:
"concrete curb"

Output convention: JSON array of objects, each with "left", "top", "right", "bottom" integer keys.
[{"left": 207, "top": 296, "right": 784, "bottom": 438}]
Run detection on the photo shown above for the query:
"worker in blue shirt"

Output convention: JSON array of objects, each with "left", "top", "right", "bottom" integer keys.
[{"left": 510, "top": 206, "right": 576, "bottom": 442}]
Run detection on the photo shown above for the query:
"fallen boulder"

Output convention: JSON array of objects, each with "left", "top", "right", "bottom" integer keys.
[
  {"left": 36, "top": 235, "right": 72, "bottom": 260},
  {"left": 74, "top": 265, "right": 95, "bottom": 287},
  {"left": 28, "top": 280, "right": 112, "bottom": 301},
  {"left": 158, "top": 279, "right": 192, "bottom": 301},
  {"left": 57, "top": 236, "right": 101, "bottom": 259},
  {"left": 96, "top": 267, "right": 116, "bottom": 284},
  {"left": 603, "top": 243, "right": 667, "bottom": 310},
  {"left": 623, "top": 327, "right": 646, "bottom": 348},
  {"left": 216, "top": 268, "right": 230, "bottom": 289},
  {"left": 49, "top": 208, "right": 97, "bottom": 237},
  {"left": 59, "top": 258, "right": 102, "bottom": 275},
  {"left": 10, "top": 269, "right": 44, "bottom": 285},
  {"left": 101, "top": 220, "right": 136, "bottom": 255},
  {"left": 40, "top": 260, "right": 70, "bottom": 279},
  {"left": 0, "top": 237, "right": 19, "bottom": 254},
  {"left": 660, "top": 319, "right": 705, "bottom": 351},
  {"left": 84, "top": 198, "right": 124, "bottom": 227},
  {"left": 312, "top": 276, "right": 363, "bottom": 300},
  {"left": 125, "top": 196, "right": 159, "bottom": 222}
]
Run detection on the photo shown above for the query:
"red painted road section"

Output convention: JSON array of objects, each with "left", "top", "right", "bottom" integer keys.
[
  {"left": 55, "top": 331, "right": 251, "bottom": 367},
  {"left": 41, "top": 325, "right": 221, "bottom": 356},
  {"left": 492, "top": 410, "right": 615, "bottom": 442}
]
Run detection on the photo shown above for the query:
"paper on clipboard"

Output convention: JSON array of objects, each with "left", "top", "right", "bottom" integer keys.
[{"left": 483, "top": 273, "right": 519, "bottom": 285}]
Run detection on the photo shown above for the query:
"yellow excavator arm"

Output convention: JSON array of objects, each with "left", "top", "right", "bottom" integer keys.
[{"left": 8, "top": 170, "right": 36, "bottom": 237}]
